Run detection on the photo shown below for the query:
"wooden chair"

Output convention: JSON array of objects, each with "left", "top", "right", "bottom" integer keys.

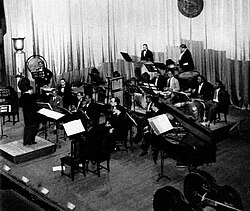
[
  {"left": 60, "top": 138, "right": 85, "bottom": 181},
  {"left": 84, "top": 125, "right": 111, "bottom": 177},
  {"left": 213, "top": 91, "right": 230, "bottom": 125}
]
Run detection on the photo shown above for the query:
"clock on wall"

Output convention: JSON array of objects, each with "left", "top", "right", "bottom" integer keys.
[{"left": 178, "top": 0, "right": 204, "bottom": 18}]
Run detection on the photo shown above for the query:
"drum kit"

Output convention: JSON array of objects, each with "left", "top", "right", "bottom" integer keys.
[{"left": 153, "top": 170, "right": 244, "bottom": 211}]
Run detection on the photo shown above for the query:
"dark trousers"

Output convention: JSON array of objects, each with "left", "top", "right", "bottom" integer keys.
[{"left": 23, "top": 124, "right": 38, "bottom": 145}]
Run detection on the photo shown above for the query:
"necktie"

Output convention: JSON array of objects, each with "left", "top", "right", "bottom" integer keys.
[{"left": 167, "top": 78, "right": 171, "bottom": 87}]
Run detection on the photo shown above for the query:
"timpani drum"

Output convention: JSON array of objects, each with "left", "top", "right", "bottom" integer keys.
[{"left": 178, "top": 71, "right": 199, "bottom": 91}]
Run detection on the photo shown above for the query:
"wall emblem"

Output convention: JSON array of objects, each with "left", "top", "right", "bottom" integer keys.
[{"left": 178, "top": 0, "right": 204, "bottom": 18}]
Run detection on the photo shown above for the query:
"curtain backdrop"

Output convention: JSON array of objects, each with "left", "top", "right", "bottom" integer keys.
[{"left": 3, "top": 0, "right": 250, "bottom": 109}]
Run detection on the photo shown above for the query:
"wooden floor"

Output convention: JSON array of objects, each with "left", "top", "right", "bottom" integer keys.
[{"left": 0, "top": 107, "right": 250, "bottom": 211}]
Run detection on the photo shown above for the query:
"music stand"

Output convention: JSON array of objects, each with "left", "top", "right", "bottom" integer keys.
[
  {"left": 63, "top": 119, "right": 85, "bottom": 137},
  {"left": 37, "top": 102, "right": 53, "bottom": 110},
  {"left": 38, "top": 108, "right": 65, "bottom": 147},
  {"left": 0, "top": 105, "right": 11, "bottom": 139},
  {"left": 148, "top": 114, "right": 174, "bottom": 181},
  {"left": 120, "top": 52, "right": 133, "bottom": 62}
]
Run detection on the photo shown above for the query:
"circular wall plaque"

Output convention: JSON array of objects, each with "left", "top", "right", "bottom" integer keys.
[{"left": 178, "top": 0, "right": 204, "bottom": 18}]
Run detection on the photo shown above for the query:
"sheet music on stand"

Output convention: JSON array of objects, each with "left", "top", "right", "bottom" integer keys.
[
  {"left": 120, "top": 52, "right": 133, "bottom": 62},
  {"left": 148, "top": 114, "right": 174, "bottom": 135},
  {"left": 63, "top": 119, "right": 85, "bottom": 136},
  {"left": 38, "top": 108, "right": 65, "bottom": 120},
  {"left": 37, "top": 102, "right": 53, "bottom": 110}
]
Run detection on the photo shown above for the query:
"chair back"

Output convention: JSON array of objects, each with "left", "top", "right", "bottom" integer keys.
[{"left": 70, "top": 138, "right": 83, "bottom": 159}]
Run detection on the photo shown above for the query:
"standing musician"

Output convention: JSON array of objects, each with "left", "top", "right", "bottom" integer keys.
[
  {"left": 34, "top": 61, "right": 53, "bottom": 94},
  {"left": 141, "top": 43, "right": 154, "bottom": 62},
  {"left": 178, "top": 44, "right": 195, "bottom": 72}
]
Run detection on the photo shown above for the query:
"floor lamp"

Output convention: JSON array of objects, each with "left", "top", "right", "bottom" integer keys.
[{"left": 12, "top": 37, "right": 26, "bottom": 92}]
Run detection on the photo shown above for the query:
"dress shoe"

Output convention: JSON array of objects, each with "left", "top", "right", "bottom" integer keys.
[
  {"left": 139, "top": 151, "right": 148, "bottom": 157},
  {"left": 32, "top": 142, "right": 37, "bottom": 145}
]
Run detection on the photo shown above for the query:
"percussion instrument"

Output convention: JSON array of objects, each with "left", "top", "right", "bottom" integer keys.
[
  {"left": 184, "top": 170, "right": 244, "bottom": 211},
  {"left": 178, "top": 71, "right": 199, "bottom": 91},
  {"left": 178, "top": 101, "right": 199, "bottom": 121},
  {"left": 153, "top": 185, "right": 194, "bottom": 211}
]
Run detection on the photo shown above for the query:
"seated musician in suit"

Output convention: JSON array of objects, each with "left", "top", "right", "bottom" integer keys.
[
  {"left": 204, "top": 80, "right": 230, "bottom": 127},
  {"left": 133, "top": 95, "right": 154, "bottom": 143},
  {"left": 139, "top": 101, "right": 165, "bottom": 161},
  {"left": 71, "top": 91, "right": 85, "bottom": 112},
  {"left": 150, "top": 71, "right": 166, "bottom": 91},
  {"left": 105, "top": 104, "right": 128, "bottom": 151},
  {"left": 162, "top": 69, "right": 180, "bottom": 104},
  {"left": 191, "top": 75, "right": 214, "bottom": 121},
  {"left": 82, "top": 94, "right": 100, "bottom": 126},
  {"left": 57, "top": 78, "right": 72, "bottom": 109},
  {"left": 191, "top": 75, "right": 213, "bottom": 101},
  {"left": 49, "top": 89, "right": 63, "bottom": 112}
]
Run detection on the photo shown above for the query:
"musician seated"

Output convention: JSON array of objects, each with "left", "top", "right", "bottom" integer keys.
[
  {"left": 71, "top": 91, "right": 85, "bottom": 112},
  {"left": 191, "top": 75, "right": 213, "bottom": 101},
  {"left": 204, "top": 80, "right": 230, "bottom": 128},
  {"left": 82, "top": 94, "right": 101, "bottom": 126},
  {"left": 49, "top": 89, "right": 63, "bottom": 112},
  {"left": 105, "top": 104, "right": 128, "bottom": 151},
  {"left": 161, "top": 69, "right": 180, "bottom": 103},
  {"left": 191, "top": 75, "right": 214, "bottom": 121},
  {"left": 139, "top": 101, "right": 165, "bottom": 162},
  {"left": 150, "top": 71, "right": 166, "bottom": 91},
  {"left": 132, "top": 95, "right": 154, "bottom": 143}
]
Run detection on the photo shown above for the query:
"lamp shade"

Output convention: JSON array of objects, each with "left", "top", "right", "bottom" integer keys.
[{"left": 12, "top": 37, "right": 25, "bottom": 51}]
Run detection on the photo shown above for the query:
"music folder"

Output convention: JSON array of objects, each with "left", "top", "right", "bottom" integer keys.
[
  {"left": 148, "top": 114, "right": 173, "bottom": 135},
  {"left": 120, "top": 52, "right": 133, "bottom": 62},
  {"left": 63, "top": 119, "right": 85, "bottom": 136}
]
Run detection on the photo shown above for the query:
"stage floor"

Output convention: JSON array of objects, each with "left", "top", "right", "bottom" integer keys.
[{"left": 0, "top": 136, "right": 56, "bottom": 164}]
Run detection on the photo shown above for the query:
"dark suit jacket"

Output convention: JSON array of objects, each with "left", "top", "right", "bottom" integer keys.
[
  {"left": 141, "top": 49, "right": 153, "bottom": 62},
  {"left": 49, "top": 95, "right": 63, "bottom": 112},
  {"left": 179, "top": 49, "right": 194, "bottom": 71},
  {"left": 57, "top": 83, "right": 72, "bottom": 109},
  {"left": 217, "top": 88, "right": 230, "bottom": 111},
  {"left": 192, "top": 81, "right": 213, "bottom": 101},
  {"left": 19, "top": 93, "right": 39, "bottom": 126},
  {"left": 82, "top": 101, "right": 100, "bottom": 124},
  {"left": 150, "top": 75, "right": 166, "bottom": 91}
]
